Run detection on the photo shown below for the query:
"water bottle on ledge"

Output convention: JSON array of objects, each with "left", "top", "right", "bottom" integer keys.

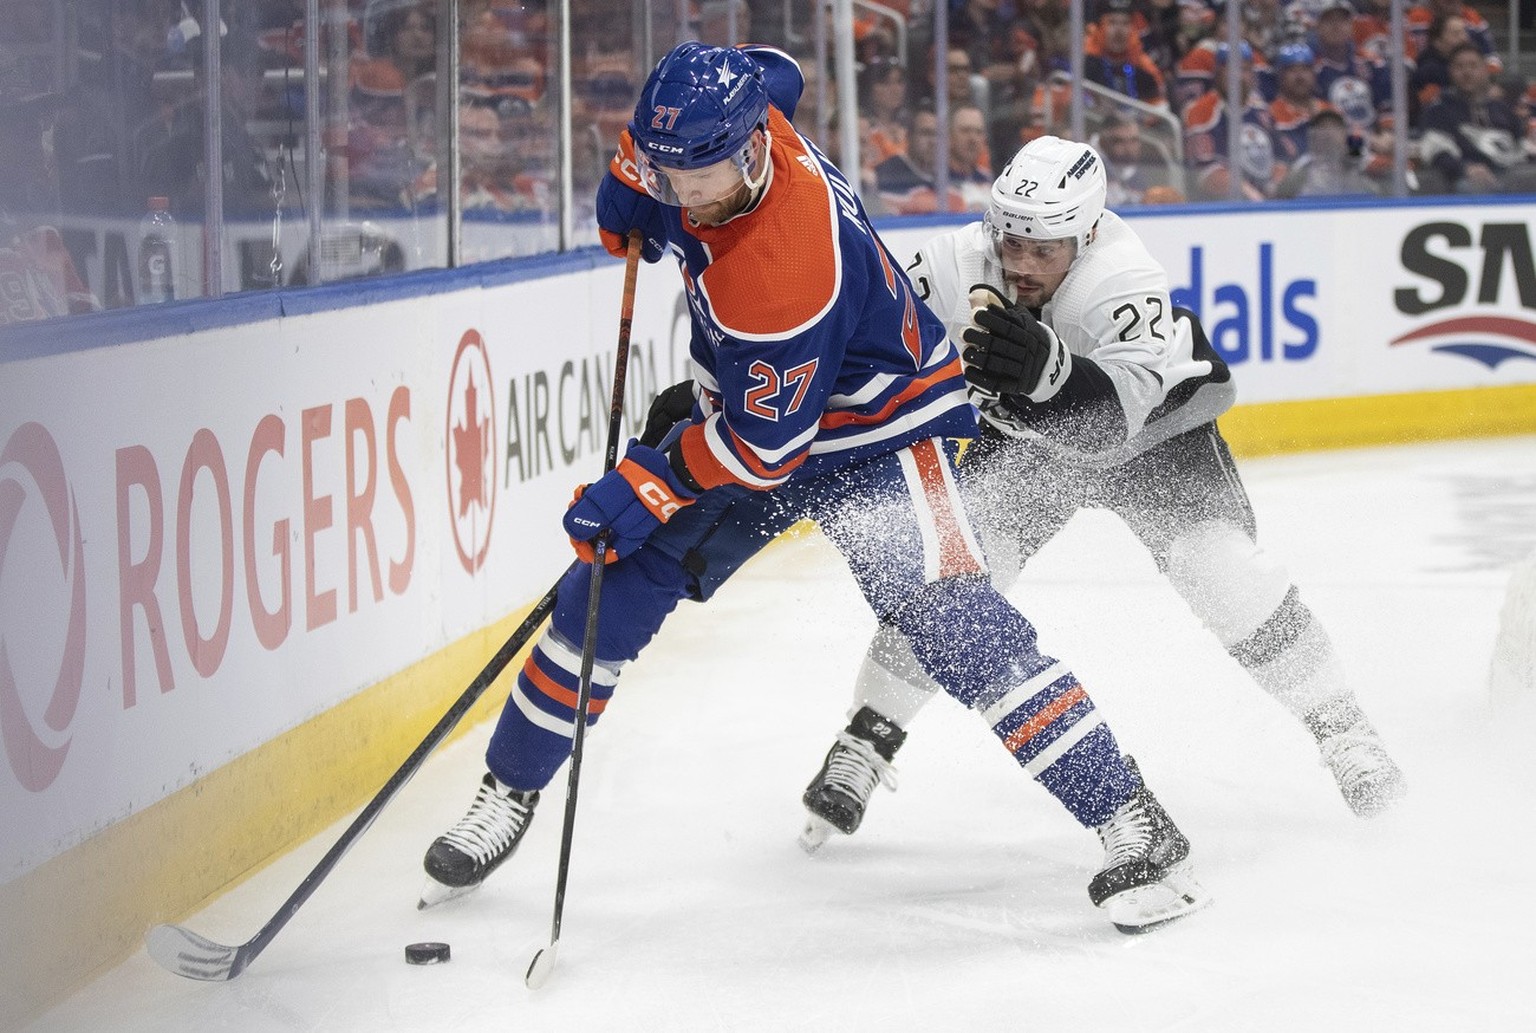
[{"left": 138, "top": 196, "right": 176, "bottom": 304}]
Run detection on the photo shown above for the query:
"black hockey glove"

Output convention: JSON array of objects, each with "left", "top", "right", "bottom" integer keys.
[
  {"left": 959, "top": 284, "right": 1072, "bottom": 403},
  {"left": 639, "top": 379, "right": 697, "bottom": 448}
]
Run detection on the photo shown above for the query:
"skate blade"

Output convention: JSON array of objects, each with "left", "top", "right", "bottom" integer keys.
[
  {"left": 1100, "top": 862, "right": 1213, "bottom": 934},
  {"left": 798, "top": 816, "right": 836, "bottom": 855},
  {"left": 417, "top": 876, "right": 480, "bottom": 910},
  {"left": 1345, "top": 775, "right": 1409, "bottom": 819}
]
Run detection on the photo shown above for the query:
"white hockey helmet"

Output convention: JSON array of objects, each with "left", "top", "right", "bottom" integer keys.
[{"left": 985, "top": 135, "right": 1107, "bottom": 253}]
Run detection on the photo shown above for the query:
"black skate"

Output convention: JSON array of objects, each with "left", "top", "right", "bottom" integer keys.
[
  {"left": 419, "top": 772, "right": 539, "bottom": 909},
  {"left": 1088, "top": 758, "right": 1211, "bottom": 933},
  {"left": 799, "top": 707, "right": 906, "bottom": 853},
  {"left": 1318, "top": 719, "right": 1407, "bottom": 818}
]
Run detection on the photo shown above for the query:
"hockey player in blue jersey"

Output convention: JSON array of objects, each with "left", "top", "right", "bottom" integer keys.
[
  {"left": 795, "top": 135, "right": 1407, "bottom": 855},
  {"left": 420, "top": 42, "right": 1209, "bottom": 933}
]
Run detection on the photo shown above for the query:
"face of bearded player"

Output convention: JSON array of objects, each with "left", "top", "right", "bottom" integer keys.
[
  {"left": 637, "top": 129, "right": 767, "bottom": 226},
  {"left": 994, "top": 233, "right": 1078, "bottom": 308}
]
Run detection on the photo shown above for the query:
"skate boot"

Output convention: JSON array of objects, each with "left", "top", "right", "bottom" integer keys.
[
  {"left": 798, "top": 707, "right": 906, "bottom": 853},
  {"left": 419, "top": 772, "right": 539, "bottom": 909},
  {"left": 1088, "top": 758, "right": 1211, "bottom": 934},
  {"left": 1317, "top": 719, "right": 1407, "bottom": 818}
]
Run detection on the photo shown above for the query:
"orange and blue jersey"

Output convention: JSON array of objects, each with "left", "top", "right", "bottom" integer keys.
[
  {"left": 602, "top": 108, "right": 975, "bottom": 493},
  {"left": 1183, "top": 88, "right": 1281, "bottom": 198},
  {"left": 1269, "top": 96, "right": 1334, "bottom": 168}
]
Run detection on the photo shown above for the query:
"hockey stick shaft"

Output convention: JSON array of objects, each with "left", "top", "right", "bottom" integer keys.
[
  {"left": 526, "top": 230, "right": 643, "bottom": 988},
  {"left": 147, "top": 550, "right": 570, "bottom": 980}
]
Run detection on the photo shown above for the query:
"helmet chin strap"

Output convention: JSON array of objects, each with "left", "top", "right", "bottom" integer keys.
[
  {"left": 686, "top": 128, "right": 772, "bottom": 227},
  {"left": 740, "top": 127, "right": 772, "bottom": 201}
]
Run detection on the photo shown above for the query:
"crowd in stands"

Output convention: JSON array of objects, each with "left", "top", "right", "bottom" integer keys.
[
  {"left": 5, "top": 0, "right": 1535, "bottom": 324},
  {"left": 842, "top": 0, "right": 1536, "bottom": 212},
  {"left": 22, "top": 1, "right": 1536, "bottom": 225}
]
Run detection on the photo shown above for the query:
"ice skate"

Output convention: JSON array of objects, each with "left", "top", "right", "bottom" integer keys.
[
  {"left": 1318, "top": 719, "right": 1407, "bottom": 818},
  {"left": 799, "top": 707, "right": 905, "bottom": 853},
  {"left": 419, "top": 772, "right": 539, "bottom": 909},
  {"left": 1088, "top": 759, "right": 1211, "bottom": 934}
]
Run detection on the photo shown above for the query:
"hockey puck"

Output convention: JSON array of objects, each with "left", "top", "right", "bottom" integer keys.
[{"left": 405, "top": 942, "right": 451, "bottom": 965}]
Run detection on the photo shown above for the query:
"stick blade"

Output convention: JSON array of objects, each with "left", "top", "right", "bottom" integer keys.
[
  {"left": 524, "top": 941, "right": 559, "bottom": 989},
  {"left": 145, "top": 924, "right": 245, "bottom": 981}
]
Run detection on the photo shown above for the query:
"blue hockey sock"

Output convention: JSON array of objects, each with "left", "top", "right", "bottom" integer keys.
[{"left": 979, "top": 666, "right": 1139, "bottom": 828}]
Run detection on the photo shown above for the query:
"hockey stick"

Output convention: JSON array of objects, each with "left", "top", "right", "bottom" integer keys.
[
  {"left": 144, "top": 518, "right": 572, "bottom": 976},
  {"left": 525, "top": 230, "right": 643, "bottom": 989}
]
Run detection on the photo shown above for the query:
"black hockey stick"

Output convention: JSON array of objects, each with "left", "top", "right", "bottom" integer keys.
[
  {"left": 525, "top": 230, "right": 643, "bottom": 989},
  {"left": 144, "top": 522, "right": 571, "bottom": 977}
]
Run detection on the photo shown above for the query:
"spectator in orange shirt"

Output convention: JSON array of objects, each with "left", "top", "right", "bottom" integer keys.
[
  {"left": 1353, "top": 0, "right": 1403, "bottom": 62},
  {"left": 860, "top": 57, "right": 910, "bottom": 165},
  {"left": 1084, "top": 0, "right": 1169, "bottom": 111}
]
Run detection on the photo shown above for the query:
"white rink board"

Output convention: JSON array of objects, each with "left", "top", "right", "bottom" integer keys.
[
  {"left": 2, "top": 198, "right": 1535, "bottom": 883},
  {"left": 0, "top": 264, "right": 694, "bottom": 881},
  {"left": 883, "top": 198, "right": 1536, "bottom": 402}
]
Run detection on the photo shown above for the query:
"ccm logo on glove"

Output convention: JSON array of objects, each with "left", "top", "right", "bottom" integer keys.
[
  {"left": 563, "top": 443, "right": 696, "bottom": 563},
  {"left": 622, "top": 465, "right": 688, "bottom": 520}
]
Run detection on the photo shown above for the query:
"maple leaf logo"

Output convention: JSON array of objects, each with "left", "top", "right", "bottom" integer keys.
[
  {"left": 452, "top": 372, "right": 489, "bottom": 518},
  {"left": 446, "top": 330, "right": 497, "bottom": 574}
]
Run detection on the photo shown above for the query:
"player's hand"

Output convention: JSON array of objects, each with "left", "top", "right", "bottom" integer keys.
[
  {"left": 959, "top": 284, "right": 1071, "bottom": 403},
  {"left": 639, "top": 380, "right": 697, "bottom": 449},
  {"left": 596, "top": 172, "right": 667, "bottom": 262},
  {"left": 563, "top": 442, "right": 696, "bottom": 563}
]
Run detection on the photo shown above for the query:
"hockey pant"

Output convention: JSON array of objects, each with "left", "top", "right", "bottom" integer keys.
[
  {"left": 485, "top": 438, "right": 1138, "bottom": 827},
  {"left": 852, "top": 422, "right": 1353, "bottom": 740}
]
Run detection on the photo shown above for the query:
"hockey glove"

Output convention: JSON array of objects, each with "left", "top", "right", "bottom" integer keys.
[
  {"left": 563, "top": 442, "right": 696, "bottom": 563},
  {"left": 960, "top": 284, "right": 1072, "bottom": 403},
  {"left": 596, "top": 172, "right": 667, "bottom": 263},
  {"left": 639, "top": 379, "right": 697, "bottom": 449}
]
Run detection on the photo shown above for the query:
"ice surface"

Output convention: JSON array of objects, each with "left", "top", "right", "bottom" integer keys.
[{"left": 24, "top": 436, "right": 1536, "bottom": 1032}]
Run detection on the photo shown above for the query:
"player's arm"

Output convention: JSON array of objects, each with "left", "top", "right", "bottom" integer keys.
[
  {"left": 667, "top": 329, "right": 840, "bottom": 492},
  {"left": 595, "top": 131, "right": 669, "bottom": 262},
  {"left": 904, "top": 227, "right": 975, "bottom": 347},
  {"left": 960, "top": 286, "right": 1126, "bottom": 452}
]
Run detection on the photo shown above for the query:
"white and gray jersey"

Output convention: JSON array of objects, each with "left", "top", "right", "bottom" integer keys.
[{"left": 906, "top": 211, "right": 1235, "bottom": 464}]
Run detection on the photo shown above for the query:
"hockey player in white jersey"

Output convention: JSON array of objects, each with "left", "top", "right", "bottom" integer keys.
[{"left": 799, "top": 136, "right": 1408, "bottom": 870}]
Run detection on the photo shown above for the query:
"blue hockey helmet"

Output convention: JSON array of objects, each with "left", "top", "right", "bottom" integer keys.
[
  {"left": 629, "top": 42, "right": 770, "bottom": 206},
  {"left": 1274, "top": 42, "right": 1316, "bottom": 71}
]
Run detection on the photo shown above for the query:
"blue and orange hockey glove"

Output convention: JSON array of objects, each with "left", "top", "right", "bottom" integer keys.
[
  {"left": 596, "top": 171, "right": 667, "bottom": 263},
  {"left": 562, "top": 442, "right": 696, "bottom": 563}
]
